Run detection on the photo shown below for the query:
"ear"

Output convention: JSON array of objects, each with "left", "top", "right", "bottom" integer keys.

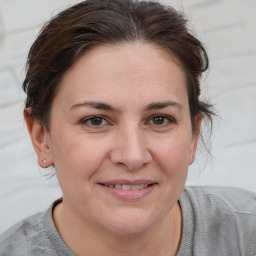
[
  {"left": 24, "top": 108, "right": 53, "bottom": 168},
  {"left": 188, "top": 116, "right": 202, "bottom": 165}
]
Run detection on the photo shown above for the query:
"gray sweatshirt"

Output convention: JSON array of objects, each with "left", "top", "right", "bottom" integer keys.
[{"left": 0, "top": 186, "right": 256, "bottom": 256}]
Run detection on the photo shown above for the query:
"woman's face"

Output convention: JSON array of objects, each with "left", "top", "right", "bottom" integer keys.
[{"left": 44, "top": 43, "right": 200, "bottom": 235}]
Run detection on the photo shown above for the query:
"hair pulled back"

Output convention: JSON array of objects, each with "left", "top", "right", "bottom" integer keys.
[{"left": 23, "top": 0, "right": 213, "bottom": 131}]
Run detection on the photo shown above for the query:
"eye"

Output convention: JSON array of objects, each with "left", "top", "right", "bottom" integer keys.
[
  {"left": 80, "top": 115, "right": 108, "bottom": 128},
  {"left": 147, "top": 114, "right": 175, "bottom": 127},
  {"left": 152, "top": 116, "right": 167, "bottom": 125},
  {"left": 89, "top": 116, "right": 104, "bottom": 126}
]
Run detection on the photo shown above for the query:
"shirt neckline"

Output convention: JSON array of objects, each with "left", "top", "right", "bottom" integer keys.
[{"left": 43, "top": 189, "right": 194, "bottom": 256}]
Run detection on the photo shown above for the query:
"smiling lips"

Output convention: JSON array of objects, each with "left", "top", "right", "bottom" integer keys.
[
  {"left": 103, "top": 184, "right": 150, "bottom": 190},
  {"left": 99, "top": 180, "right": 157, "bottom": 200}
]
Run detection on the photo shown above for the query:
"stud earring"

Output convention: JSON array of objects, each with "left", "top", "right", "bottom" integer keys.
[{"left": 42, "top": 159, "right": 46, "bottom": 168}]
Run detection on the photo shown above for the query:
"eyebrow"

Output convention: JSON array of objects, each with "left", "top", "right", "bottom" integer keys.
[
  {"left": 144, "top": 101, "right": 184, "bottom": 111},
  {"left": 69, "top": 101, "right": 116, "bottom": 111},
  {"left": 69, "top": 100, "right": 183, "bottom": 112}
]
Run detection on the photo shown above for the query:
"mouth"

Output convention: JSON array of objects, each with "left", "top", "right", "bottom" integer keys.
[
  {"left": 98, "top": 180, "right": 157, "bottom": 200},
  {"left": 100, "top": 183, "right": 153, "bottom": 190}
]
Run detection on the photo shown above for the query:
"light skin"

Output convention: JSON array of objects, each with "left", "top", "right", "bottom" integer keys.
[{"left": 25, "top": 42, "right": 201, "bottom": 256}]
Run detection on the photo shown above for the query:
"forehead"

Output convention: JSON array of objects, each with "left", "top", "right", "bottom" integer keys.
[
  {"left": 67, "top": 42, "right": 185, "bottom": 80},
  {"left": 54, "top": 42, "right": 188, "bottom": 111}
]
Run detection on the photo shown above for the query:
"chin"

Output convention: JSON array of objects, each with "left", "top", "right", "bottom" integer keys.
[{"left": 102, "top": 209, "right": 159, "bottom": 236}]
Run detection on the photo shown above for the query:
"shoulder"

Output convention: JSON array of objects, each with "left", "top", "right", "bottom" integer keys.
[
  {"left": 0, "top": 210, "right": 55, "bottom": 256},
  {"left": 182, "top": 186, "right": 256, "bottom": 254},
  {"left": 184, "top": 185, "right": 256, "bottom": 213}
]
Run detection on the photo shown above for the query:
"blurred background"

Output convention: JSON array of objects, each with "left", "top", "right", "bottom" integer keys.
[{"left": 0, "top": 0, "right": 256, "bottom": 233}]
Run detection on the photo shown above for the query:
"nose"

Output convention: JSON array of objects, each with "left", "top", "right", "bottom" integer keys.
[{"left": 110, "top": 126, "right": 152, "bottom": 171}]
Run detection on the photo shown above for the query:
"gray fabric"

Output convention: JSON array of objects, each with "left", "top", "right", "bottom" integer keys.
[
  {"left": 177, "top": 186, "right": 256, "bottom": 256},
  {"left": 0, "top": 186, "right": 256, "bottom": 256}
]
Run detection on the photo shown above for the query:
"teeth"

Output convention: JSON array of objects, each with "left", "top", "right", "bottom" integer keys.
[
  {"left": 138, "top": 184, "right": 144, "bottom": 189},
  {"left": 122, "top": 185, "right": 130, "bottom": 190},
  {"left": 105, "top": 184, "right": 149, "bottom": 190},
  {"left": 132, "top": 185, "right": 139, "bottom": 190}
]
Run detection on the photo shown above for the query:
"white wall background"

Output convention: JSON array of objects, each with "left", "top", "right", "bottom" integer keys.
[{"left": 0, "top": 0, "right": 255, "bottom": 234}]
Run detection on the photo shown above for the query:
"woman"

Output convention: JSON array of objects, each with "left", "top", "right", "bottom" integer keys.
[{"left": 0, "top": 0, "right": 255, "bottom": 255}]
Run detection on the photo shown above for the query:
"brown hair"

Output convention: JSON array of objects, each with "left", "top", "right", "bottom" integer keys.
[{"left": 23, "top": 0, "right": 214, "bottom": 132}]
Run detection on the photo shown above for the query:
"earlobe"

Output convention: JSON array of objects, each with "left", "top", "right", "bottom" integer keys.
[
  {"left": 24, "top": 108, "right": 53, "bottom": 168},
  {"left": 189, "top": 117, "right": 202, "bottom": 165}
]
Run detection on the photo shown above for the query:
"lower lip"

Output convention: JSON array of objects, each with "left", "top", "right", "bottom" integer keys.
[{"left": 99, "top": 184, "right": 156, "bottom": 200}]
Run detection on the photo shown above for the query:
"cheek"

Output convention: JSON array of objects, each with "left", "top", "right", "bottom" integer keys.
[
  {"left": 154, "top": 135, "right": 193, "bottom": 177},
  {"left": 50, "top": 131, "right": 109, "bottom": 185}
]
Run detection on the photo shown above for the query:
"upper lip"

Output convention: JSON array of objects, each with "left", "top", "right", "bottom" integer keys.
[{"left": 98, "top": 179, "right": 157, "bottom": 185}]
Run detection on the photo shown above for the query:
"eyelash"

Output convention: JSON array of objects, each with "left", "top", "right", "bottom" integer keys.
[
  {"left": 80, "top": 115, "right": 108, "bottom": 128},
  {"left": 79, "top": 114, "right": 176, "bottom": 129},
  {"left": 146, "top": 114, "right": 176, "bottom": 127}
]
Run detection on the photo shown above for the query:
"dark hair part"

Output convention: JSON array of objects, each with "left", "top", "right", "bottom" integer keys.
[{"left": 23, "top": 0, "right": 214, "bottom": 132}]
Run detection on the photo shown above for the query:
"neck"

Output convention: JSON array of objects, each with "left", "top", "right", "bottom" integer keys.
[{"left": 53, "top": 201, "right": 182, "bottom": 256}]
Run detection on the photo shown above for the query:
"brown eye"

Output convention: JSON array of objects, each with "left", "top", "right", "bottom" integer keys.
[
  {"left": 81, "top": 115, "right": 107, "bottom": 127},
  {"left": 148, "top": 114, "right": 175, "bottom": 127},
  {"left": 89, "top": 116, "right": 103, "bottom": 126},
  {"left": 152, "top": 116, "right": 165, "bottom": 125}
]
